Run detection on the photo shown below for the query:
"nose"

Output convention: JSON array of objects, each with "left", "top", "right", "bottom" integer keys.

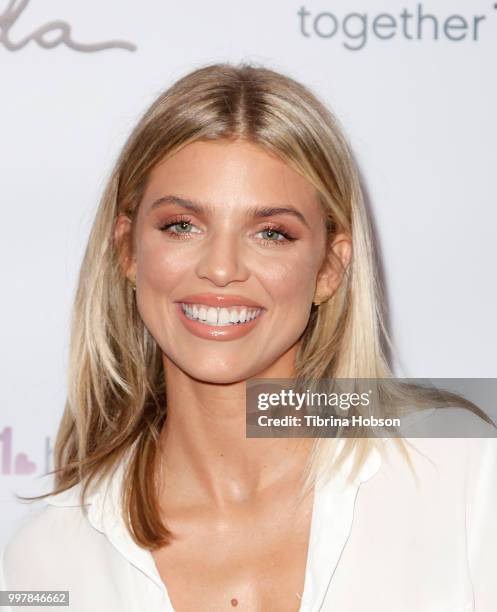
[{"left": 194, "top": 227, "right": 250, "bottom": 287}]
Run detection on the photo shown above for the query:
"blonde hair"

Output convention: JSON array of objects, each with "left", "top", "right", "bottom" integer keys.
[{"left": 26, "top": 61, "right": 494, "bottom": 549}]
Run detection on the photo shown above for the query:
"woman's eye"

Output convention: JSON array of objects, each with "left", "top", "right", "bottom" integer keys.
[
  {"left": 169, "top": 221, "right": 192, "bottom": 233},
  {"left": 159, "top": 219, "right": 200, "bottom": 237},
  {"left": 256, "top": 227, "right": 296, "bottom": 245}
]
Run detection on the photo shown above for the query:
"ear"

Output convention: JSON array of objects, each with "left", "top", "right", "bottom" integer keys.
[
  {"left": 313, "top": 232, "right": 352, "bottom": 303},
  {"left": 113, "top": 213, "right": 137, "bottom": 282}
]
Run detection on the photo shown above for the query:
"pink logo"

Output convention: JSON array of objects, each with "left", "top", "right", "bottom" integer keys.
[
  {"left": 0, "top": 426, "right": 38, "bottom": 475},
  {"left": 14, "top": 452, "right": 36, "bottom": 475}
]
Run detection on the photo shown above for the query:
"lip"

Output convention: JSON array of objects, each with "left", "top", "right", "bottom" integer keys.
[
  {"left": 175, "top": 302, "right": 265, "bottom": 341},
  {"left": 175, "top": 293, "right": 264, "bottom": 309}
]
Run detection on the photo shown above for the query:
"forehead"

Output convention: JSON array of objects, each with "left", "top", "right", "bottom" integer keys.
[{"left": 141, "top": 139, "right": 321, "bottom": 215}]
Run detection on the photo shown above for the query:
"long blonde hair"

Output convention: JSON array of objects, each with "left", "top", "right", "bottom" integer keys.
[{"left": 27, "top": 61, "right": 494, "bottom": 549}]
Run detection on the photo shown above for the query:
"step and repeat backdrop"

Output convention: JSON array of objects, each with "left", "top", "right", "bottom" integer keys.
[{"left": 1, "top": 0, "right": 496, "bottom": 547}]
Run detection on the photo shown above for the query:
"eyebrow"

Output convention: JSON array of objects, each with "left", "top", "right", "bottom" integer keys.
[{"left": 148, "top": 194, "right": 310, "bottom": 228}]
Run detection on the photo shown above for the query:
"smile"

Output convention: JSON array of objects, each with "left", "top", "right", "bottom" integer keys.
[
  {"left": 176, "top": 302, "right": 265, "bottom": 341},
  {"left": 180, "top": 303, "right": 262, "bottom": 326}
]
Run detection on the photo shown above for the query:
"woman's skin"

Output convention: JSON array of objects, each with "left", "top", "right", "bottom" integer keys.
[{"left": 114, "top": 140, "right": 352, "bottom": 611}]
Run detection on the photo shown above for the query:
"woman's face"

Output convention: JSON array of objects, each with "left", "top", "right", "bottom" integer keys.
[{"left": 116, "top": 139, "right": 350, "bottom": 383}]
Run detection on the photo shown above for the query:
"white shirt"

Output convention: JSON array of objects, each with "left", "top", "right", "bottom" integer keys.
[{"left": 1, "top": 407, "right": 496, "bottom": 612}]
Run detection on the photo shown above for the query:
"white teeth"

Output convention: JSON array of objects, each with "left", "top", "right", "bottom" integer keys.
[
  {"left": 218, "top": 308, "right": 230, "bottom": 325},
  {"left": 205, "top": 307, "right": 215, "bottom": 324},
  {"left": 239, "top": 308, "right": 247, "bottom": 323},
  {"left": 181, "top": 303, "right": 262, "bottom": 326}
]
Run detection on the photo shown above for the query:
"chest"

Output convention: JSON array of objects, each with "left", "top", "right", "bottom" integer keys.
[{"left": 151, "top": 495, "right": 314, "bottom": 612}]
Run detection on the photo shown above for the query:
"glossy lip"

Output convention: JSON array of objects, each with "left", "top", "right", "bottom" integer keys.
[
  {"left": 176, "top": 302, "right": 265, "bottom": 341},
  {"left": 175, "top": 293, "right": 264, "bottom": 309}
]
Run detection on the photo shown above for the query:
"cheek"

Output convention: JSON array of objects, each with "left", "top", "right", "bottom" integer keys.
[
  {"left": 136, "top": 234, "right": 188, "bottom": 290},
  {"left": 258, "top": 256, "right": 318, "bottom": 301}
]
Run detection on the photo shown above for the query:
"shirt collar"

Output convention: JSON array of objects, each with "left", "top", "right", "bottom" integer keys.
[
  {"left": 45, "top": 444, "right": 169, "bottom": 593},
  {"left": 45, "top": 440, "right": 383, "bottom": 611},
  {"left": 299, "top": 440, "right": 382, "bottom": 610}
]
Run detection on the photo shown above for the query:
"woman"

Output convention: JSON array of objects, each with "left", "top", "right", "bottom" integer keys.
[{"left": 1, "top": 62, "right": 496, "bottom": 611}]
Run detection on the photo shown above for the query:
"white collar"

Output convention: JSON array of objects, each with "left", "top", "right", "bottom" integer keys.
[{"left": 46, "top": 440, "right": 382, "bottom": 611}]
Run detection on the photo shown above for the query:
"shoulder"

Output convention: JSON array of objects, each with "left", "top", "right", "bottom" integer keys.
[
  {"left": 381, "top": 406, "right": 497, "bottom": 485},
  {"left": 398, "top": 404, "right": 496, "bottom": 438},
  {"left": 1, "top": 499, "right": 105, "bottom": 589},
  {"left": 397, "top": 405, "right": 496, "bottom": 452}
]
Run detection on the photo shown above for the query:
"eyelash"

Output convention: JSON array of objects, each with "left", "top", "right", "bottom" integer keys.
[{"left": 158, "top": 215, "right": 297, "bottom": 246}]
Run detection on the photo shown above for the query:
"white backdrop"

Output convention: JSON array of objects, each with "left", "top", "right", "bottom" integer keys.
[{"left": 1, "top": 0, "right": 496, "bottom": 547}]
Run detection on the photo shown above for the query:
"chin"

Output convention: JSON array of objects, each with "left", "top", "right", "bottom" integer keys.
[
  {"left": 176, "top": 360, "right": 265, "bottom": 385},
  {"left": 197, "top": 366, "right": 255, "bottom": 384}
]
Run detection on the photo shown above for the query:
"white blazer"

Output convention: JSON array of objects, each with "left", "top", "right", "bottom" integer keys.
[{"left": 1, "top": 408, "right": 496, "bottom": 612}]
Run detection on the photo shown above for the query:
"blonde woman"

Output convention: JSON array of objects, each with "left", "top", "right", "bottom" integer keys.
[{"left": 1, "top": 62, "right": 496, "bottom": 612}]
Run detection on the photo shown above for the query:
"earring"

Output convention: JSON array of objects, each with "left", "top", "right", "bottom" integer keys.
[{"left": 129, "top": 277, "right": 136, "bottom": 291}]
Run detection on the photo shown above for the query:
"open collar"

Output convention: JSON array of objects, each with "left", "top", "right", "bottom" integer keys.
[{"left": 46, "top": 440, "right": 383, "bottom": 612}]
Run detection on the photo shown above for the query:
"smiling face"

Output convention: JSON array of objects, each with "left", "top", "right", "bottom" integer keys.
[{"left": 115, "top": 139, "right": 350, "bottom": 383}]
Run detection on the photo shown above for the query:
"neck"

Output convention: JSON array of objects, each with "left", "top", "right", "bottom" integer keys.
[{"left": 157, "top": 351, "right": 313, "bottom": 508}]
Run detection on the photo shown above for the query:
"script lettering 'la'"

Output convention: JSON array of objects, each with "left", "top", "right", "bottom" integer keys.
[{"left": 0, "top": 0, "right": 136, "bottom": 52}]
